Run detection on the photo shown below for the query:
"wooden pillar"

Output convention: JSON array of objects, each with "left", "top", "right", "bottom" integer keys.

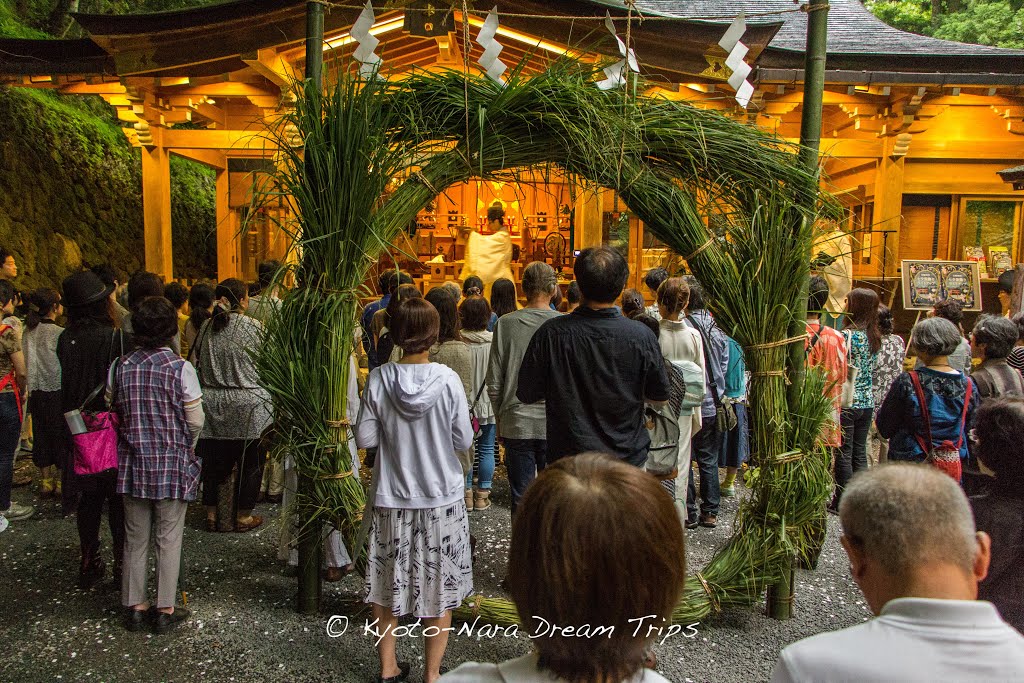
[
  {"left": 141, "top": 139, "right": 173, "bottom": 279},
  {"left": 872, "top": 141, "right": 906, "bottom": 279},
  {"left": 215, "top": 169, "right": 237, "bottom": 280}
]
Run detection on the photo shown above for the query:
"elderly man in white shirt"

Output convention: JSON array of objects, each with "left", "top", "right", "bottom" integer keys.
[{"left": 771, "top": 463, "right": 1024, "bottom": 683}]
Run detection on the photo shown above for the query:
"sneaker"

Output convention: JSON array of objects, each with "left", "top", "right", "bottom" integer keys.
[
  {"left": 2, "top": 502, "right": 34, "bottom": 521},
  {"left": 721, "top": 485, "right": 736, "bottom": 498},
  {"left": 0, "top": 515, "right": 8, "bottom": 533},
  {"left": 684, "top": 517, "right": 700, "bottom": 530},
  {"left": 152, "top": 607, "right": 191, "bottom": 634}
]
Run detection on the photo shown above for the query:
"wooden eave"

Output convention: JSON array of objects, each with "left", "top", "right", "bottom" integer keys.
[{"left": 57, "top": 0, "right": 780, "bottom": 81}]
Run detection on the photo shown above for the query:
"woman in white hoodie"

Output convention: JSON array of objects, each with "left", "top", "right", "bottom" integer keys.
[
  {"left": 656, "top": 278, "right": 706, "bottom": 522},
  {"left": 356, "top": 297, "right": 474, "bottom": 683},
  {"left": 459, "top": 291, "right": 495, "bottom": 511}
]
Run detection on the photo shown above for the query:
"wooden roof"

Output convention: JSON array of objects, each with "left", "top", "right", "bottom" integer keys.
[
  {"left": 0, "top": 0, "right": 777, "bottom": 80},
  {"left": 2, "top": 0, "right": 1021, "bottom": 84}
]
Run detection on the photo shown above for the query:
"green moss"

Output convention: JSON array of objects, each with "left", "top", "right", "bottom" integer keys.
[{"left": 0, "top": 0, "right": 48, "bottom": 38}]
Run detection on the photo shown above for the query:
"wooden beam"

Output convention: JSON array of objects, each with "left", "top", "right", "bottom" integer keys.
[
  {"left": 170, "top": 148, "right": 226, "bottom": 170},
  {"left": 784, "top": 137, "right": 883, "bottom": 159},
  {"left": 241, "top": 49, "right": 296, "bottom": 88},
  {"left": 162, "top": 82, "right": 280, "bottom": 98},
  {"left": 161, "top": 129, "right": 278, "bottom": 152},
  {"left": 59, "top": 81, "right": 126, "bottom": 95},
  {"left": 141, "top": 133, "right": 174, "bottom": 279},
  {"left": 907, "top": 139, "right": 1024, "bottom": 160}
]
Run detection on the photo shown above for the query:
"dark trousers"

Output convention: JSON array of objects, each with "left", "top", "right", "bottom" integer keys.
[
  {"left": 504, "top": 438, "right": 546, "bottom": 515},
  {"left": 0, "top": 392, "right": 21, "bottom": 510},
  {"left": 687, "top": 419, "right": 723, "bottom": 521},
  {"left": 200, "top": 439, "right": 265, "bottom": 511},
  {"left": 835, "top": 407, "right": 872, "bottom": 504},
  {"left": 77, "top": 476, "right": 125, "bottom": 560}
]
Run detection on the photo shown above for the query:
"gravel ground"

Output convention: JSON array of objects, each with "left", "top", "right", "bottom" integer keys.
[{"left": 0, "top": 456, "right": 869, "bottom": 683}]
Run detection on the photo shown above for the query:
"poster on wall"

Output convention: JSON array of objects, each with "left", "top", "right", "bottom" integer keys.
[{"left": 901, "top": 260, "right": 983, "bottom": 311}]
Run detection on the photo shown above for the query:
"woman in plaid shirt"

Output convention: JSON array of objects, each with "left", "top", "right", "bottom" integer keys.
[{"left": 111, "top": 297, "right": 204, "bottom": 634}]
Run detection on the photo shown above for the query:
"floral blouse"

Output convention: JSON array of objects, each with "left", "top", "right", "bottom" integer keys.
[
  {"left": 843, "top": 328, "right": 877, "bottom": 410},
  {"left": 872, "top": 333, "right": 906, "bottom": 417}
]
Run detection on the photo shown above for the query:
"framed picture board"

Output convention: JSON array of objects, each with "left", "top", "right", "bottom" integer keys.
[{"left": 901, "top": 260, "right": 983, "bottom": 312}]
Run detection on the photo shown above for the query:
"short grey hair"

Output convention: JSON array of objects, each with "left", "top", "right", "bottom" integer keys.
[
  {"left": 443, "top": 281, "right": 462, "bottom": 303},
  {"left": 972, "top": 314, "right": 1018, "bottom": 359},
  {"left": 522, "top": 261, "right": 557, "bottom": 299},
  {"left": 911, "top": 316, "right": 962, "bottom": 357},
  {"left": 839, "top": 463, "right": 977, "bottom": 579}
]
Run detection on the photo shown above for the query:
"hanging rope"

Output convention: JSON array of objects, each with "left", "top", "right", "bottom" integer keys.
[{"left": 461, "top": 1, "right": 473, "bottom": 173}]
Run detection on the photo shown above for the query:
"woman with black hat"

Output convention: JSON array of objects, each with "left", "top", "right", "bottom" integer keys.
[{"left": 58, "top": 270, "right": 128, "bottom": 589}]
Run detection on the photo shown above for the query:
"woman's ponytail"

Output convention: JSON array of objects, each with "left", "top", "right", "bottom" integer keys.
[{"left": 212, "top": 278, "right": 247, "bottom": 334}]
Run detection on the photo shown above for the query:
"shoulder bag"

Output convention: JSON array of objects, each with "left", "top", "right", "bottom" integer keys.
[
  {"left": 468, "top": 381, "right": 487, "bottom": 435},
  {"left": 840, "top": 329, "right": 859, "bottom": 409},
  {"left": 907, "top": 370, "right": 971, "bottom": 482},
  {"left": 687, "top": 315, "right": 737, "bottom": 433}
]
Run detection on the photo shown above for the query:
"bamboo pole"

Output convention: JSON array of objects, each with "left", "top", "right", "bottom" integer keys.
[
  {"left": 296, "top": 0, "right": 325, "bottom": 616},
  {"left": 770, "top": 0, "right": 829, "bottom": 621}
]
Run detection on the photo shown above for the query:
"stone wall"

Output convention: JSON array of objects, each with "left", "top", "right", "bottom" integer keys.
[{"left": 0, "top": 86, "right": 216, "bottom": 290}]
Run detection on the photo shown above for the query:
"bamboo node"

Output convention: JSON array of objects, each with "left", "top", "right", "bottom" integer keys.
[
  {"left": 684, "top": 237, "right": 716, "bottom": 261},
  {"left": 318, "top": 469, "right": 354, "bottom": 480},
  {"left": 695, "top": 572, "right": 721, "bottom": 613},
  {"left": 802, "top": 2, "right": 831, "bottom": 12},
  {"left": 748, "top": 335, "right": 805, "bottom": 350}
]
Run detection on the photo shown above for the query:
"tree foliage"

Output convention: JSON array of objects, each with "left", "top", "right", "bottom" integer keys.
[{"left": 866, "top": 0, "right": 1024, "bottom": 48}]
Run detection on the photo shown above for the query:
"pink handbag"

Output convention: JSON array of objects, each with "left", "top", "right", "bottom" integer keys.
[
  {"left": 67, "top": 355, "right": 122, "bottom": 477},
  {"left": 72, "top": 411, "right": 121, "bottom": 476}
]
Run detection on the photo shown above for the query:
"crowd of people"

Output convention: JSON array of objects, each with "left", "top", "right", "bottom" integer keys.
[{"left": 1, "top": 241, "right": 1023, "bottom": 681}]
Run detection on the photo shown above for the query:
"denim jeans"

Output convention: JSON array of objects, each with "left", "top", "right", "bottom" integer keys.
[
  {"left": 504, "top": 438, "right": 546, "bottom": 515},
  {"left": 687, "top": 419, "right": 723, "bottom": 521},
  {"left": 468, "top": 423, "right": 497, "bottom": 490},
  {"left": 0, "top": 392, "right": 23, "bottom": 510},
  {"left": 835, "top": 407, "right": 872, "bottom": 505}
]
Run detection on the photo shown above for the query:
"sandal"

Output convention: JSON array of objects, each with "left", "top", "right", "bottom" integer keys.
[
  {"left": 234, "top": 515, "right": 264, "bottom": 533},
  {"left": 205, "top": 517, "right": 217, "bottom": 532},
  {"left": 375, "top": 661, "right": 410, "bottom": 683},
  {"left": 324, "top": 564, "right": 354, "bottom": 583}
]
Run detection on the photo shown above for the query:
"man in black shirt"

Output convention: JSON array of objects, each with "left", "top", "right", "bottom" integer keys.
[{"left": 516, "top": 247, "right": 670, "bottom": 467}]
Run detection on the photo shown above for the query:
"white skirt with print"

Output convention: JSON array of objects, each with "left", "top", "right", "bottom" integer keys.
[{"left": 363, "top": 501, "right": 473, "bottom": 619}]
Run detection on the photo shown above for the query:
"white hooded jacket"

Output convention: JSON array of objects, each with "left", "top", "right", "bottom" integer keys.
[{"left": 356, "top": 362, "right": 473, "bottom": 509}]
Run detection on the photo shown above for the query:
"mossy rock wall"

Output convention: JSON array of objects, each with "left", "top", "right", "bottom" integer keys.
[{"left": 0, "top": 86, "right": 216, "bottom": 290}]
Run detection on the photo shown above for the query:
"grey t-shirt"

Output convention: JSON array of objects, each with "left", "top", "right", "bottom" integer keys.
[{"left": 486, "top": 307, "right": 561, "bottom": 440}]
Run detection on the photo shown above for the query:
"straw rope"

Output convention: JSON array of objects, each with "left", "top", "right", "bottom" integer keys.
[
  {"left": 748, "top": 335, "right": 805, "bottom": 350},
  {"left": 695, "top": 572, "right": 720, "bottom": 613},
  {"left": 319, "top": 469, "right": 355, "bottom": 480},
  {"left": 684, "top": 237, "right": 716, "bottom": 261},
  {"left": 410, "top": 169, "right": 439, "bottom": 196}
]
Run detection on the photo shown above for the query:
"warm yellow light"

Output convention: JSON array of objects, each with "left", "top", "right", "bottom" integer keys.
[
  {"left": 323, "top": 16, "right": 406, "bottom": 50},
  {"left": 465, "top": 14, "right": 580, "bottom": 57},
  {"left": 157, "top": 76, "right": 190, "bottom": 87}
]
